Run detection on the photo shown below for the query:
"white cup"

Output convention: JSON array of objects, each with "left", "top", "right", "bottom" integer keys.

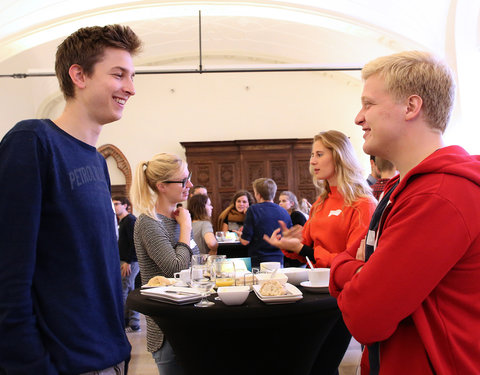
[
  {"left": 174, "top": 268, "right": 202, "bottom": 283},
  {"left": 308, "top": 268, "right": 330, "bottom": 286},
  {"left": 260, "top": 262, "right": 281, "bottom": 272},
  {"left": 174, "top": 269, "right": 191, "bottom": 283}
]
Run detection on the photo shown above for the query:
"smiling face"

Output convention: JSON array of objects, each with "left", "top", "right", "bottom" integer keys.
[
  {"left": 160, "top": 167, "right": 193, "bottom": 204},
  {"left": 235, "top": 195, "right": 250, "bottom": 213},
  {"left": 278, "top": 195, "right": 293, "bottom": 212},
  {"left": 354, "top": 74, "right": 406, "bottom": 159},
  {"left": 82, "top": 47, "right": 136, "bottom": 125},
  {"left": 310, "top": 140, "right": 337, "bottom": 186}
]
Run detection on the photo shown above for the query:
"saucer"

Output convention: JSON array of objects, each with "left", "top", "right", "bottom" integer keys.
[{"left": 300, "top": 281, "right": 329, "bottom": 293}]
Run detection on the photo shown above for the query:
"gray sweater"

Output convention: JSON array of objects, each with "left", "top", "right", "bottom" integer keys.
[{"left": 134, "top": 213, "right": 198, "bottom": 352}]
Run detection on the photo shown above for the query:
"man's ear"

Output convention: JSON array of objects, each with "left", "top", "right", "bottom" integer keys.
[
  {"left": 68, "top": 64, "right": 87, "bottom": 90},
  {"left": 405, "top": 95, "right": 423, "bottom": 121}
]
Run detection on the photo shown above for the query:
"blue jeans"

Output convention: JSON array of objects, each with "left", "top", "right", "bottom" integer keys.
[
  {"left": 122, "top": 261, "right": 140, "bottom": 328},
  {"left": 152, "top": 339, "right": 184, "bottom": 375}
]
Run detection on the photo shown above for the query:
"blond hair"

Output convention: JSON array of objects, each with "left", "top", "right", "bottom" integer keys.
[
  {"left": 362, "top": 51, "right": 455, "bottom": 133},
  {"left": 311, "top": 130, "right": 374, "bottom": 205},
  {"left": 130, "top": 153, "right": 187, "bottom": 220}
]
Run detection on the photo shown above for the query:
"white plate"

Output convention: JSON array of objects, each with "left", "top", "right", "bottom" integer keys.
[
  {"left": 300, "top": 281, "right": 330, "bottom": 293},
  {"left": 141, "top": 286, "right": 202, "bottom": 304},
  {"left": 253, "top": 283, "right": 303, "bottom": 304}
]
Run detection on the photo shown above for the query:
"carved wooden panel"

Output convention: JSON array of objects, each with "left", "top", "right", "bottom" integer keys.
[
  {"left": 218, "top": 162, "right": 236, "bottom": 189},
  {"left": 270, "top": 160, "right": 288, "bottom": 187},
  {"left": 296, "top": 159, "right": 312, "bottom": 186},
  {"left": 191, "top": 163, "right": 213, "bottom": 188},
  {"left": 245, "top": 160, "right": 265, "bottom": 184}
]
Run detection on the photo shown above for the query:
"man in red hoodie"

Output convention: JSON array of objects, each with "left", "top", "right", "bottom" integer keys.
[{"left": 330, "top": 51, "right": 480, "bottom": 374}]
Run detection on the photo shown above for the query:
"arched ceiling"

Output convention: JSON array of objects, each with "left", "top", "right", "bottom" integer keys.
[{"left": 0, "top": 0, "right": 455, "bottom": 75}]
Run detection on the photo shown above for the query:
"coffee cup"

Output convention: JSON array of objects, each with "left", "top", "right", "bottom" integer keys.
[
  {"left": 308, "top": 268, "right": 330, "bottom": 286},
  {"left": 174, "top": 268, "right": 202, "bottom": 284}
]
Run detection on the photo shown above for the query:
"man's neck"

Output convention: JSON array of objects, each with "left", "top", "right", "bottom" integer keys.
[
  {"left": 54, "top": 102, "right": 103, "bottom": 147},
  {"left": 393, "top": 127, "right": 444, "bottom": 179},
  {"left": 118, "top": 211, "right": 129, "bottom": 221}
]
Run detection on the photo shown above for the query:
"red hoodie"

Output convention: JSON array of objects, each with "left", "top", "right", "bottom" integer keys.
[{"left": 330, "top": 146, "right": 480, "bottom": 374}]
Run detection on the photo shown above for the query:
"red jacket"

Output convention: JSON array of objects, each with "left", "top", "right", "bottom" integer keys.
[{"left": 330, "top": 146, "right": 480, "bottom": 374}]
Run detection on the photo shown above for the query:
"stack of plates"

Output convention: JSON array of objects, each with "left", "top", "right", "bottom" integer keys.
[
  {"left": 252, "top": 283, "right": 303, "bottom": 304},
  {"left": 141, "top": 286, "right": 202, "bottom": 305}
]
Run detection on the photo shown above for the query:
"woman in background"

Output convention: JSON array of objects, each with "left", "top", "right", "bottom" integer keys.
[
  {"left": 278, "top": 190, "right": 307, "bottom": 268},
  {"left": 264, "top": 130, "right": 376, "bottom": 375},
  {"left": 266, "top": 130, "right": 376, "bottom": 268},
  {"left": 131, "top": 152, "right": 199, "bottom": 375},
  {"left": 278, "top": 190, "right": 308, "bottom": 226},
  {"left": 188, "top": 194, "right": 218, "bottom": 255},
  {"left": 217, "top": 190, "right": 255, "bottom": 233}
]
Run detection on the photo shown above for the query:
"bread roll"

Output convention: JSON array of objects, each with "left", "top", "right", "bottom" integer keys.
[{"left": 146, "top": 275, "right": 174, "bottom": 287}]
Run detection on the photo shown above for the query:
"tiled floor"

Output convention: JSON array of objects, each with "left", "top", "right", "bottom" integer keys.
[{"left": 126, "top": 314, "right": 361, "bottom": 375}]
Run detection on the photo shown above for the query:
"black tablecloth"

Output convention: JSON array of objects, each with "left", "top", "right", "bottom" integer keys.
[
  {"left": 217, "top": 241, "right": 248, "bottom": 258},
  {"left": 127, "top": 287, "right": 350, "bottom": 375}
]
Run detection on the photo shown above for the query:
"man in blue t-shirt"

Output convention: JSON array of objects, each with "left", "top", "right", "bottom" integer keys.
[
  {"left": 0, "top": 25, "right": 142, "bottom": 374},
  {"left": 240, "top": 178, "right": 292, "bottom": 267}
]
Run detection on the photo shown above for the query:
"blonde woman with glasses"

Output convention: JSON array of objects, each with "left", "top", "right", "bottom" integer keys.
[{"left": 131, "top": 152, "right": 199, "bottom": 375}]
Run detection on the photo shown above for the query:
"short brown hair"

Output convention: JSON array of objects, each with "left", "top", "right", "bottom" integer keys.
[
  {"left": 252, "top": 178, "right": 277, "bottom": 201},
  {"left": 55, "top": 24, "right": 142, "bottom": 99},
  {"left": 362, "top": 51, "right": 455, "bottom": 133},
  {"left": 374, "top": 157, "right": 395, "bottom": 173}
]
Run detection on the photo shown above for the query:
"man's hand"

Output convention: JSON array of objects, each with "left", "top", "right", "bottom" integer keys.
[
  {"left": 121, "top": 262, "right": 131, "bottom": 277},
  {"left": 356, "top": 239, "right": 366, "bottom": 261}
]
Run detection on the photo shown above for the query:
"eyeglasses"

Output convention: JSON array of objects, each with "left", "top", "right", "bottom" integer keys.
[{"left": 162, "top": 172, "right": 192, "bottom": 188}]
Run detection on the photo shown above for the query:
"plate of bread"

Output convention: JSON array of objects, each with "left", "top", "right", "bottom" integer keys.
[{"left": 253, "top": 280, "right": 303, "bottom": 304}]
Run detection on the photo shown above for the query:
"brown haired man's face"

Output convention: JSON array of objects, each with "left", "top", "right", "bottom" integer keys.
[{"left": 81, "top": 47, "right": 136, "bottom": 125}]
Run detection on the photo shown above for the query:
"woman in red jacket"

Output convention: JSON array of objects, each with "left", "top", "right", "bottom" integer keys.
[{"left": 265, "top": 130, "right": 376, "bottom": 268}]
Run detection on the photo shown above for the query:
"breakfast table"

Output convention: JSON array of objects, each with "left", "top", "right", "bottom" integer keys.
[{"left": 127, "top": 286, "right": 350, "bottom": 375}]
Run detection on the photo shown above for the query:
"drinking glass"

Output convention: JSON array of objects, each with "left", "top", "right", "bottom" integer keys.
[
  {"left": 215, "top": 231, "right": 225, "bottom": 242},
  {"left": 190, "top": 254, "right": 216, "bottom": 307},
  {"left": 214, "top": 259, "right": 236, "bottom": 288}
]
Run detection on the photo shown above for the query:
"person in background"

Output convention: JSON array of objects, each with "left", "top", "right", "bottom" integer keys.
[
  {"left": 264, "top": 130, "right": 376, "bottom": 375},
  {"left": 113, "top": 195, "right": 140, "bottom": 333},
  {"left": 131, "top": 152, "right": 199, "bottom": 375},
  {"left": 217, "top": 190, "right": 255, "bottom": 233},
  {"left": 369, "top": 156, "right": 397, "bottom": 200},
  {"left": 278, "top": 190, "right": 307, "bottom": 268},
  {"left": 265, "top": 130, "right": 376, "bottom": 269},
  {"left": 240, "top": 178, "right": 292, "bottom": 267},
  {"left": 188, "top": 194, "right": 218, "bottom": 255},
  {"left": 189, "top": 185, "right": 208, "bottom": 197},
  {"left": 298, "top": 197, "right": 312, "bottom": 217},
  {"left": 0, "top": 25, "right": 141, "bottom": 375},
  {"left": 366, "top": 154, "right": 380, "bottom": 186},
  {"left": 330, "top": 51, "right": 480, "bottom": 375},
  {"left": 278, "top": 191, "right": 308, "bottom": 226}
]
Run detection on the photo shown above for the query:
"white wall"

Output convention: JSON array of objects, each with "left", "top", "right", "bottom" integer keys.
[{"left": 0, "top": 68, "right": 369, "bottom": 185}]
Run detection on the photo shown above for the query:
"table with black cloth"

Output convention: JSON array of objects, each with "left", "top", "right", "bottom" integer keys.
[
  {"left": 216, "top": 240, "right": 248, "bottom": 258},
  {"left": 127, "top": 287, "right": 351, "bottom": 375}
]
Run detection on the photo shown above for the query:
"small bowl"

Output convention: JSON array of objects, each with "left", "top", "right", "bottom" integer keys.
[
  {"left": 255, "top": 272, "right": 288, "bottom": 286},
  {"left": 278, "top": 267, "right": 308, "bottom": 286},
  {"left": 217, "top": 286, "right": 250, "bottom": 305}
]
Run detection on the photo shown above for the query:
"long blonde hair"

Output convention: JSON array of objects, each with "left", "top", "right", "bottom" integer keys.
[
  {"left": 311, "top": 130, "right": 374, "bottom": 206},
  {"left": 130, "top": 153, "right": 187, "bottom": 220}
]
